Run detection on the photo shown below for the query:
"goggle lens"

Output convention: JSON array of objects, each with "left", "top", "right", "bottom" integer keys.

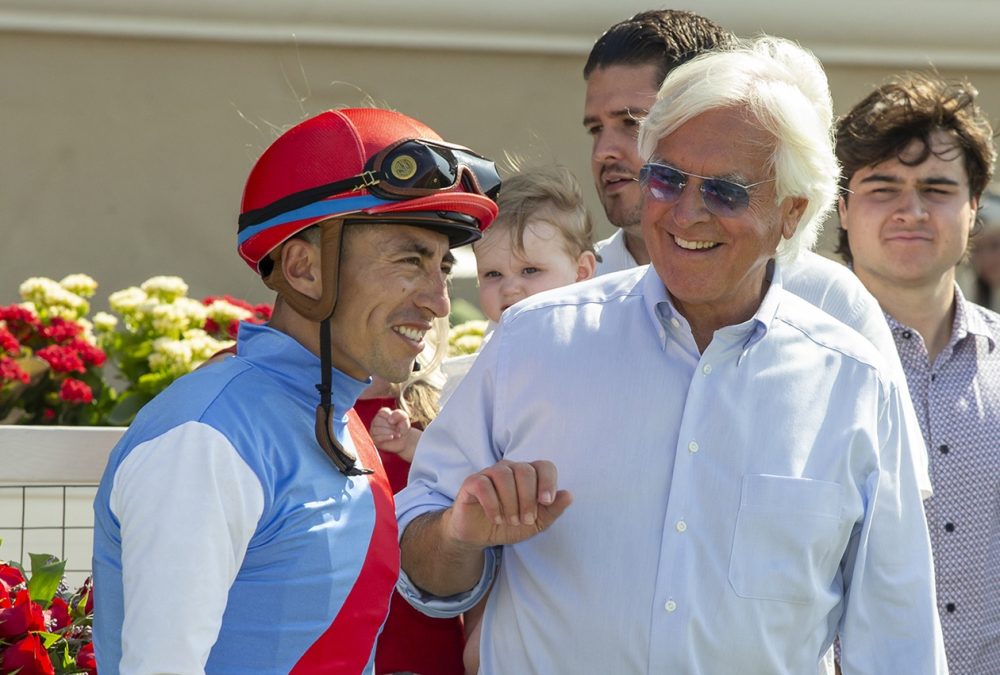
[{"left": 372, "top": 140, "right": 501, "bottom": 201}]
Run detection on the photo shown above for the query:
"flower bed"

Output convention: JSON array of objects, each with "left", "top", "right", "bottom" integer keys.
[{"left": 1, "top": 275, "right": 271, "bottom": 426}]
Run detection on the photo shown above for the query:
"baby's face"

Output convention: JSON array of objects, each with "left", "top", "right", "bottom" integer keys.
[{"left": 475, "top": 219, "right": 587, "bottom": 323}]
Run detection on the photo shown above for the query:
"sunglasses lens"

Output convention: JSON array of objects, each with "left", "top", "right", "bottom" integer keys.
[
  {"left": 641, "top": 164, "right": 685, "bottom": 202},
  {"left": 702, "top": 180, "right": 750, "bottom": 216}
]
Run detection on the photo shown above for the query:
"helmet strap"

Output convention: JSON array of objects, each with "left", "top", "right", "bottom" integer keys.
[
  {"left": 315, "top": 316, "right": 372, "bottom": 476},
  {"left": 261, "top": 220, "right": 345, "bottom": 323},
  {"left": 262, "top": 220, "right": 372, "bottom": 476}
]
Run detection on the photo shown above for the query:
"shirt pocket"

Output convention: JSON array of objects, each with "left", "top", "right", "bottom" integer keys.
[{"left": 728, "top": 474, "right": 844, "bottom": 605}]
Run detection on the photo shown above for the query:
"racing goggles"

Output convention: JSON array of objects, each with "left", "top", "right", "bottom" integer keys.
[
  {"left": 238, "top": 139, "right": 501, "bottom": 230},
  {"left": 639, "top": 162, "right": 775, "bottom": 218}
]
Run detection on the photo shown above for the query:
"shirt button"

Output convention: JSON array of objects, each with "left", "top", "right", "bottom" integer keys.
[
  {"left": 901, "top": 330, "right": 912, "bottom": 339},
  {"left": 702, "top": 364, "right": 712, "bottom": 375},
  {"left": 665, "top": 600, "right": 677, "bottom": 612},
  {"left": 688, "top": 441, "right": 699, "bottom": 453},
  {"left": 939, "top": 444, "right": 950, "bottom": 455},
  {"left": 676, "top": 520, "right": 687, "bottom": 532},
  {"left": 944, "top": 522, "right": 956, "bottom": 533},
  {"left": 670, "top": 318, "right": 680, "bottom": 328},
  {"left": 946, "top": 602, "right": 957, "bottom": 613}
]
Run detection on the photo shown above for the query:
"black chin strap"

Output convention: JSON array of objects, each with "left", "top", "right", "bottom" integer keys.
[{"left": 315, "top": 316, "right": 372, "bottom": 476}]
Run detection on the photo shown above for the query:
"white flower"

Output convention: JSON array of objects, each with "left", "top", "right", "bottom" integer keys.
[
  {"left": 76, "top": 317, "right": 97, "bottom": 345},
  {"left": 448, "top": 320, "right": 488, "bottom": 355},
  {"left": 451, "top": 334, "right": 483, "bottom": 355},
  {"left": 59, "top": 274, "right": 98, "bottom": 298},
  {"left": 149, "top": 337, "right": 194, "bottom": 377},
  {"left": 173, "top": 297, "right": 209, "bottom": 324},
  {"left": 92, "top": 312, "right": 119, "bottom": 332},
  {"left": 19, "top": 277, "right": 61, "bottom": 303},
  {"left": 19, "top": 276, "right": 89, "bottom": 318},
  {"left": 205, "top": 299, "right": 253, "bottom": 325},
  {"left": 108, "top": 287, "right": 149, "bottom": 315},
  {"left": 141, "top": 276, "right": 189, "bottom": 302},
  {"left": 183, "top": 328, "right": 232, "bottom": 364}
]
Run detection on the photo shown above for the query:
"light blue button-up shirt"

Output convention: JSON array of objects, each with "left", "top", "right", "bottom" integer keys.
[{"left": 396, "top": 264, "right": 945, "bottom": 675}]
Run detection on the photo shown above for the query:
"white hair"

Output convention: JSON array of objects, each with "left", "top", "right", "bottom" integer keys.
[{"left": 637, "top": 35, "right": 839, "bottom": 259}]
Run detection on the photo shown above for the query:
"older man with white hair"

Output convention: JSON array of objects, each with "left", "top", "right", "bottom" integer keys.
[{"left": 395, "top": 36, "right": 946, "bottom": 674}]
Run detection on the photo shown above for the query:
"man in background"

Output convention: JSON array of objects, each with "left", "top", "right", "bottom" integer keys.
[
  {"left": 583, "top": 10, "right": 732, "bottom": 272},
  {"left": 836, "top": 73, "right": 1000, "bottom": 673}
]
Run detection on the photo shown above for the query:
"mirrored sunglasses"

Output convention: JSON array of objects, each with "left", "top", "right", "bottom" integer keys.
[{"left": 639, "top": 162, "right": 774, "bottom": 217}]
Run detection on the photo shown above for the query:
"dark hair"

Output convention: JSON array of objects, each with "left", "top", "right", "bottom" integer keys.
[
  {"left": 835, "top": 73, "right": 997, "bottom": 263},
  {"left": 583, "top": 10, "right": 736, "bottom": 85}
]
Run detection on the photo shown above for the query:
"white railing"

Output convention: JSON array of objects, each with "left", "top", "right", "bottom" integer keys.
[{"left": 0, "top": 426, "right": 124, "bottom": 588}]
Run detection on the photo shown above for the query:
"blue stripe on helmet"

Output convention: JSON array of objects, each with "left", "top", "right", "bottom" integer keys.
[{"left": 237, "top": 195, "right": 393, "bottom": 246}]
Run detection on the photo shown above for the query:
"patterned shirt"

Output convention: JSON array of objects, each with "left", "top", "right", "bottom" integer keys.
[{"left": 887, "top": 286, "right": 1000, "bottom": 674}]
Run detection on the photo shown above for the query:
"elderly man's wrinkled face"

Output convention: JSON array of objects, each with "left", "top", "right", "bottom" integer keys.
[{"left": 641, "top": 107, "right": 804, "bottom": 326}]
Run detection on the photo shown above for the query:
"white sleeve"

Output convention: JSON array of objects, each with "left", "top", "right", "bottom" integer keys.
[
  {"left": 110, "top": 421, "right": 265, "bottom": 675},
  {"left": 837, "top": 384, "right": 947, "bottom": 674}
]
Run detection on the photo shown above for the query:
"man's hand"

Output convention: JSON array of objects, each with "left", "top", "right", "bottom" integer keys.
[{"left": 444, "top": 459, "right": 572, "bottom": 549}]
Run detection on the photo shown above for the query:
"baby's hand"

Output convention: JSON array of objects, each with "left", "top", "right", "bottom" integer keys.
[{"left": 369, "top": 407, "right": 419, "bottom": 463}]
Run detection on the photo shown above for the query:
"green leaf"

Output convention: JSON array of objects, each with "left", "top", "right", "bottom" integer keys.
[
  {"left": 35, "top": 631, "right": 63, "bottom": 649},
  {"left": 47, "top": 636, "right": 73, "bottom": 670},
  {"left": 106, "top": 390, "right": 152, "bottom": 426},
  {"left": 26, "top": 553, "right": 66, "bottom": 607}
]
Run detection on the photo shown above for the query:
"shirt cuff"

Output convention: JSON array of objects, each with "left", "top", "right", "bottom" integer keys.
[{"left": 395, "top": 546, "right": 500, "bottom": 618}]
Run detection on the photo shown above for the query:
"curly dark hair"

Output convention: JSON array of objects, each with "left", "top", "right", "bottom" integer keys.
[
  {"left": 835, "top": 73, "right": 996, "bottom": 263},
  {"left": 583, "top": 10, "right": 736, "bottom": 85}
]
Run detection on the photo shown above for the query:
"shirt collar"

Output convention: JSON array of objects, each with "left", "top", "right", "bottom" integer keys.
[
  {"left": 235, "top": 322, "right": 369, "bottom": 421},
  {"left": 885, "top": 283, "right": 997, "bottom": 353},
  {"left": 643, "top": 259, "right": 785, "bottom": 354},
  {"left": 954, "top": 284, "right": 997, "bottom": 349}
]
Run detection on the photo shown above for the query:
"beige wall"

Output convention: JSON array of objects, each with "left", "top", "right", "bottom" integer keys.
[{"left": 3, "top": 30, "right": 999, "bottom": 310}]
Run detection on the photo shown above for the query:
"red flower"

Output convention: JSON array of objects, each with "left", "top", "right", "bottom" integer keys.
[
  {"left": 203, "top": 317, "right": 221, "bottom": 335},
  {"left": 0, "top": 564, "right": 26, "bottom": 588},
  {"left": 59, "top": 378, "right": 94, "bottom": 404},
  {"left": 0, "top": 356, "right": 29, "bottom": 384},
  {"left": 253, "top": 303, "right": 273, "bottom": 322},
  {"left": 0, "top": 306, "right": 40, "bottom": 337},
  {"left": 42, "top": 408, "right": 56, "bottom": 421},
  {"left": 36, "top": 345, "right": 86, "bottom": 374},
  {"left": 39, "top": 317, "right": 83, "bottom": 344},
  {"left": 75, "top": 641, "right": 96, "bottom": 674},
  {"left": 44, "top": 596, "right": 70, "bottom": 631},
  {"left": 0, "top": 327, "right": 20, "bottom": 356},
  {"left": 0, "top": 633, "right": 55, "bottom": 675},
  {"left": 226, "top": 319, "right": 240, "bottom": 339},
  {"left": 0, "top": 590, "right": 47, "bottom": 638},
  {"left": 68, "top": 338, "right": 107, "bottom": 367}
]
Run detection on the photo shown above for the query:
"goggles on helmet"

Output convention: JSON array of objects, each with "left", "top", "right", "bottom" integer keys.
[{"left": 238, "top": 139, "right": 501, "bottom": 230}]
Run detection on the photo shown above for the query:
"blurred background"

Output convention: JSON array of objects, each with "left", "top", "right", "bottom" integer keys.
[{"left": 3, "top": 0, "right": 1000, "bottom": 315}]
